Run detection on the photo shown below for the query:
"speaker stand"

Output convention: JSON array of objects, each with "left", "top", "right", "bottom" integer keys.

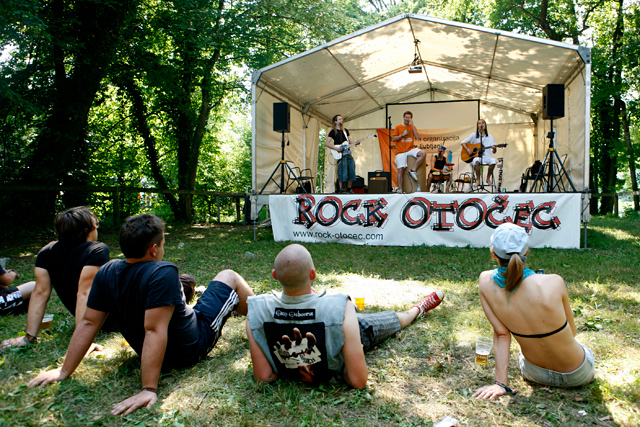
[
  {"left": 259, "top": 131, "right": 308, "bottom": 195},
  {"left": 530, "top": 118, "right": 577, "bottom": 193}
]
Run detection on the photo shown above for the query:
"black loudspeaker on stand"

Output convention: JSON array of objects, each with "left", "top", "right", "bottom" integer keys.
[
  {"left": 260, "top": 102, "right": 307, "bottom": 194},
  {"left": 531, "top": 84, "right": 576, "bottom": 193},
  {"left": 542, "top": 84, "right": 565, "bottom": 120},
  {"left": 273, "top": 102, "right": 290, "bottom": 132}
]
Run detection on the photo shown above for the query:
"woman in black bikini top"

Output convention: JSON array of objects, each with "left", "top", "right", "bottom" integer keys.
[{"left": 473, "top": 223, "right": 594, "bottom": 399}]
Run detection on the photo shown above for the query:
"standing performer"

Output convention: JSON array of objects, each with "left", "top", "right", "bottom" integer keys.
[
  {"left": 425, "top": 146, "right": 452, "bottom": 193},
  {"left": 325, "top": 114, "right": 359, "bottom": 193},
  {"left": 461, "top": 119, "right": 497, "bottom": 186},
  {"left": 473, "top": 224, "right": 595, "bottom": 399},
  {"left": 392, "top": 111, "right": 425, "bottom": 193}
]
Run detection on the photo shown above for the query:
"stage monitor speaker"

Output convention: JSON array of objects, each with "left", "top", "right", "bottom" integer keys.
[
  {"left": 273, "top": 102, "right": 290, "bottom": 133},
  {"left": 542, "top": 84, "right": 564, "bottom": 119}
]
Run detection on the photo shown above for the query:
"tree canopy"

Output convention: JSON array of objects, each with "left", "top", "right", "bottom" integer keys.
[{"left": 1, "top": 0, "right": 638, "bottom": 228}]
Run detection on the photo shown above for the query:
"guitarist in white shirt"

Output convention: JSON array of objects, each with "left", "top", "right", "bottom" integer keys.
[
  {"left": 325, "top": 114, "right": 359, "bottom": 193},
  {"left": 461, "top": 119, "right": 497, "bottom": 186}
]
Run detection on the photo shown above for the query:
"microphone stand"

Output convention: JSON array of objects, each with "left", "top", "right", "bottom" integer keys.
[{"left": 388, "top": 116, "right": 393, "bottom": 192}]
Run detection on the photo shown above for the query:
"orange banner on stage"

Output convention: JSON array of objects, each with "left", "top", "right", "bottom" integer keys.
[
  {"left": 376, "top": 129, "right": 397, "bottom": 186},
  {"left": 376, "top": 127, "right": 471, "bottom": 188}
]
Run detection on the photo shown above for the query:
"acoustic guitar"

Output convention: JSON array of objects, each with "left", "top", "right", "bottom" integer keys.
[
  {"left": 331, "top": 134, "right": 377, "bottom": 160},
  {"left": 461, "top": 143, "right": 508, "bottom": 163}
]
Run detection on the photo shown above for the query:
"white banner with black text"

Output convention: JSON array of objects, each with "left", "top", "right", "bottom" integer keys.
[{"left": 269, "top": 193, "right": 581, "bottom": 248}]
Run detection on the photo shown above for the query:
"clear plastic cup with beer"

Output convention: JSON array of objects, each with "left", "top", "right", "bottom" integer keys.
[{"left": 475, "top": 336, "right": 493, "bottom": 365}]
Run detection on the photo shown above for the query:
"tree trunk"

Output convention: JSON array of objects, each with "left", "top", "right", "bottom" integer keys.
[
  {"left": 119, "top": 75, "right": 181, "bottom": 217},
  {"left": 621, "top": 101, "right": 639, "bottom": 210},
  {"left": 599, "top": 0, "right": 624, "bottom": 214}
]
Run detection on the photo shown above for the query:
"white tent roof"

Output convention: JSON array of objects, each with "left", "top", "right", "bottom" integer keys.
[{"left": 252, "top": 13, "right": 590, "bottom": 195}]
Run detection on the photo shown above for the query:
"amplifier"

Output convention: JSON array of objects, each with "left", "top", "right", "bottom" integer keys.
[
  {"left": 368, "top": 171, "right": 391, "bottom": 192},
  {"left": 369, "top": 177, "right": 389, "bottom": 194},
  {"left": 353, "top": 175, "right": 365, "bottom": 188}
]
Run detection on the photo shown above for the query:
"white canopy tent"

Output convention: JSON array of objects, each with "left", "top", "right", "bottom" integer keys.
[{"left": 251, "top": 14, "right": 590, "bottom": 205}]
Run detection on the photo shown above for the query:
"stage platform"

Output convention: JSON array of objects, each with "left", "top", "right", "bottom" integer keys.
[{"left": 255, "top": 192, "right": 587, "bottom": 248}]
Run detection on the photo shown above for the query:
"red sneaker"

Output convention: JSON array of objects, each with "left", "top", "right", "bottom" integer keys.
[{"left": 413, "top": 290, "right": 444, "bottom": 318}]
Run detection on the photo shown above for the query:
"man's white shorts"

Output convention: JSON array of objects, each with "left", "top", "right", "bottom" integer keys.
[{"left": 395, "top": 148, "right": 422, "bottom": 169}]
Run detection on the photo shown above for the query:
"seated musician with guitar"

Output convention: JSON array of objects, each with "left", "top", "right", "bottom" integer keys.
[
  {"left": 425, "top": 145, "right": 452, "bottom": 193},
  {"left": 461, "top": 119, "right": 507, "bottom": 187},
  {"left": 325, "top": 114, "right": 359, "bottom": 193}
]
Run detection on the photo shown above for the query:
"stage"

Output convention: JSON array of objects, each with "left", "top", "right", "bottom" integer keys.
[{"left": 265, "top": 192, "right": 585, "bottom": 248}]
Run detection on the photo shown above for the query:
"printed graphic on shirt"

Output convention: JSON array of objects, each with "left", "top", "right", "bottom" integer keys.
[
  {"left": 264, "top": 322, "right": 329, "bottom": 383},
  {"left": 273, "top": 307, "right": 316, "bottom": 321}
]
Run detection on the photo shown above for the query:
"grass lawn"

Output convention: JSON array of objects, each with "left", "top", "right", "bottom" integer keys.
[{"left": 1, "top": 216, "right": 639, "bottom": 426}]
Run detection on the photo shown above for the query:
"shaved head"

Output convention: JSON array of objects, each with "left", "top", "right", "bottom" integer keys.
[{"left": 273, "top": 244, "right": 315, "bottom": 293}]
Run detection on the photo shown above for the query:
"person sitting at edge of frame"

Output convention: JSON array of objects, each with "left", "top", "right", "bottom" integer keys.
[
  {"left": 246, "top": 243, "right": 445, "bottom": 388},
  {"left": 473, "top": 223, "right": 594, "bottom": 399},
  {"left": 26, "top": 214, "right": 255, "bottom": 415},
  {"left": 0, "top": 263, "right": 35, "bottom": 317},
  {"left": 2, "top": 206, "right": 114, "bottom": 350}
]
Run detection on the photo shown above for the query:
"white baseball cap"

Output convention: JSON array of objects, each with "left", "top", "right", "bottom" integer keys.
[{"left": 491, "top": 223, "right": 529, "bottom": 260}]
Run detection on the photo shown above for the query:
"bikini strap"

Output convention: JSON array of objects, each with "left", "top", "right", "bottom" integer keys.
[{"left": 510, "top": 320, "right": 568, "bottom": 339}]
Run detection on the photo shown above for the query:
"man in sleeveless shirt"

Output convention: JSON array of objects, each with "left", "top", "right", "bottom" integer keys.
[{"left": 246, "top": 244, "right": 444, "bottom": 388}]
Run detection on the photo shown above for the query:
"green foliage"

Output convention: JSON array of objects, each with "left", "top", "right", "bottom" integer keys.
[{"left": 3, "top": 0, "right": 640, "bottom": 226}]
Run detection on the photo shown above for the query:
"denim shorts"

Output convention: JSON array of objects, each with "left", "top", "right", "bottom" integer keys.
[
  {"left": 518, "top": 344, "right": 595, "bottom": 387},
  {"left": 337, "top": 155, "right": 356, "bottom": 182},
  {"left": 357, "top": 311, "right": 401, "bottom": 353}
]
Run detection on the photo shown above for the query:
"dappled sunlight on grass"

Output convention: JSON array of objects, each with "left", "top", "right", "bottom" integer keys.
[
  {"left": 318, "top": 272, "right": 444, "bottom": 309},
  {"left": 599, "top": 348, "right": 640, "bottom": 387},
  {"left": 186, "top": 233, "right": 206, "bottom": 239},
  {"left": 590, "top": 225, "right": 640, "bottom": 244}
]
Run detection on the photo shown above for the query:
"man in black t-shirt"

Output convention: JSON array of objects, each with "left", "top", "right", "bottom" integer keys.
[
  {"left": 3, "top": 207, "right": 110, "bottom": 348},
  {"left": 28, "top": 214, "right": 255, "bottom": 416}
]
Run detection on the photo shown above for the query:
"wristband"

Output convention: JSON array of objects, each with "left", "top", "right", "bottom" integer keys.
[
  {"left": 494, "top": 381, "right": 515, "bottom": 394},
  {"left": 142, "top": 388, "right": 157, "bottom": 394}
]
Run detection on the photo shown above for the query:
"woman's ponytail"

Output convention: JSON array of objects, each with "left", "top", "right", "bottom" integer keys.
[{"left": 505, "top": 253, "right": 524, "bottom": 292}]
